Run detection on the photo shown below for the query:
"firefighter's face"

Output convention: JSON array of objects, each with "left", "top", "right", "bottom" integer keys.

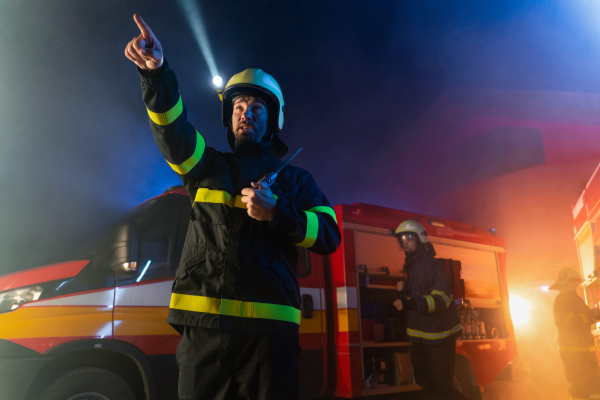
[
  {"left": 397, "top": 233, "right": 419, "bottom": 255},
  {"left": 231, "top": 96, "right": 269, "bottom": 143}
]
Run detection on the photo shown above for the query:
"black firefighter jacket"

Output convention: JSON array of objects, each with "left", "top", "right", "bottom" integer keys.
[
  {"left": 553, "top": 291, "right": 598, "bottom": 351},
  {"left": 139, "top": 63, "right": 341, "bottom": 338},
  {"left": 403, "top": 247, "right": 462, "bottom": 344}
]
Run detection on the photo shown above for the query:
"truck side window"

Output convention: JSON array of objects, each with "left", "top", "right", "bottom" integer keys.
[
  {"left": 116, "top": 195, "right": 186, "bottom": 286},
  {"left": 132, "top": 206, "right": 178, "bottom": 283}
]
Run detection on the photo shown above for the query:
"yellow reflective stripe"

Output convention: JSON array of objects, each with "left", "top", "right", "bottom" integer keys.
[
  {"left": 170, "top": 292, "right": 220, "bottom": 314},
  {"left": 559, "top": 345, "right": 595, "bottom": 353},
  {"left": 147, "top": 96, "right": 184, "bottom": 126},
  {"left": 170, "top": 293, "right": 300, "bottom": 325},
  {"left": 424, "top": 295, "right": 435, "bottom": 313},
  {"left": 308, "top": 206, "right": 337, "bottom": 223},
  {"left": 233, "top": 196, "right": 246, "bottom": 209},
  {"left": 194, "top": 189, "right": 244, "bottom": 209},
  {"left": 407, "top": 324, "right": 462, "bottom": 340},
  {"left": 296, "top": 211, "right": 319, "bottom": 248},
  {"left": 193, "top": 189, "right": 278, "bottom": 210},
  {"left": 432, "top": 290, "right": 451, "bottom": 307},
  {"left": 166, "top": 131, "right": 205, "bottom": 175},
  {"left": 195, "top": 188, "right": 235, "bottom": 207},
  {"left": 589, "top": 394, "right": 600, "bottom": 399}
]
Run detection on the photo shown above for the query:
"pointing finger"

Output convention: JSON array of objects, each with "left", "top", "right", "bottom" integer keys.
[{"left": 133, "top": 14, "right": 154, "bottom": 39}]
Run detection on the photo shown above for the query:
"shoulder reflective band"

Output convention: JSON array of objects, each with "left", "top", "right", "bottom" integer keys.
[
  {"left": 166, "top": 131, "right": 206, "bottom": 175},
  {"left": 170, "top": 293, "right": 301, "bottom": 325},
  {"left": 407, "top": 324, "right": 462, "bottom": 340},
  {"left": 147, "top": 96, "right": 184, "bottom": 126},
  {"left": 559, "top": 345, "right": 595, "bottom": 353},
  {"left": 296, "top": 206, "right": 337, "bottom": 249},
  {"left": 424, "top": 295, "right": 435, "bottom": 313},
  {"left": 432, "top": 290, "right": 451, "bottom": 307}
]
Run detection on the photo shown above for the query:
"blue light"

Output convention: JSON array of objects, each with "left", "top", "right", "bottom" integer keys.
[
  {"left": 136, "top": 260, "right": 152, "bottom": 282},
  {"left": 55, "top": 280, "right": 70, "bottom": 291}
]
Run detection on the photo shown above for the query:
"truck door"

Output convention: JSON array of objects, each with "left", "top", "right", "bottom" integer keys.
[{"left": 112, "top": 193, "right": 190, "bottom": 400}]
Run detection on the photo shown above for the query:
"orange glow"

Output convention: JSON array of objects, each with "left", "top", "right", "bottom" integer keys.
[{"left": 509, "top": 295, "right": 532, "bottom": 327}]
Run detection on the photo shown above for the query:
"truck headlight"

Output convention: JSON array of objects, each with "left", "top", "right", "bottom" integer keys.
[{"left": 0, "top": 286, "right": 43, "bottom": 314}]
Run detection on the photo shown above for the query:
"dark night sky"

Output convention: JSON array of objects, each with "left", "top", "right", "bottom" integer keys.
[{"left": 2, "top": 0, "right": 600, "bottom": 274}]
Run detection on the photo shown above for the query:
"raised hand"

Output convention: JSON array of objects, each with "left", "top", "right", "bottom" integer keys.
[{"left": 124, "top": 14, "right": 164, "bottom": 70}]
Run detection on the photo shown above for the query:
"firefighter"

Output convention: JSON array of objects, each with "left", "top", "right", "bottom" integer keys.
[
  {"left": 392, "top": 220, "right": 465, "bottom": 400},
  {"left": 124, "top": 14, "right": 341, "bottom": 400},
  {"left": 550, "top": 267, "right": 600, "bottom": 400}
]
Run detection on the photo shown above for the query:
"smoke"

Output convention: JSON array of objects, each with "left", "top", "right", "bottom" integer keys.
[{"left": 2, "top": 2, "right": 600, "bottom": 397}]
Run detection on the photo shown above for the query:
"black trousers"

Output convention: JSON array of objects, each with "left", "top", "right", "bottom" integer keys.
[
  {"left": 411, "top": 340, "right": 466, "bottom": 400},
  {"left": 176, "top": 326, "right": 300, "bottom": 400},
  {"left": 559, "top": 349, "right": 600, "bottom": 399}
]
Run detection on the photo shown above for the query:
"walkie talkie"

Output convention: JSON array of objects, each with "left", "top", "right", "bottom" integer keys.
[{"left": 257, "top": 147, "right": 303, "bottom": 188}]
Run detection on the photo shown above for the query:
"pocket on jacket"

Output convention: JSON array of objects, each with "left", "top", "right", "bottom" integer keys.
[{"left": 176, "top": 249, "right": 206, "bottom": 280}]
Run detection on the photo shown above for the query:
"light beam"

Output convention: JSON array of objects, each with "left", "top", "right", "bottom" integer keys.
[{"left": 176, "top": 0, "right": 220, "bottom": 82}]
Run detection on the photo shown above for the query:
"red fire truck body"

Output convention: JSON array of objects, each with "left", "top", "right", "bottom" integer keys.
[
  {"left": 0, "top": 188, "right": 515, "bottom": 400},
  {"left": 572, "top": 162, "right": 600, "bottom": 364}
]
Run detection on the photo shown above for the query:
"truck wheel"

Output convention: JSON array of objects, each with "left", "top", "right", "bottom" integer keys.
[
  {"left": 41, "top": 367, "right": 137, "bottom": 400},
  {"left": 453, "top": 363, "right": 482, "bottom": 400}
]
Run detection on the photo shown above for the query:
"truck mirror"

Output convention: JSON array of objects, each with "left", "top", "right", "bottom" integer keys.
[{"left": 110, "top": 222, "right": 139, "bottom": 276}]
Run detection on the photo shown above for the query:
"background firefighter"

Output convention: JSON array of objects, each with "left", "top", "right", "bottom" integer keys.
[
  {"left": 392, "top": 220, "right": 466, "bottom": 400},
  {"left": 551, "top": 267, "right": 600, "bottom": 400},
  {"left": 124, "top": 14, "right": 341, "bottom": 400}
]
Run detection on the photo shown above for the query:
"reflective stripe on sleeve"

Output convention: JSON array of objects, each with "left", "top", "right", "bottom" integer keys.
[
  {"left": 296, "top": 206, "right": 336, "bottom": 249},
  {"left": 296, "top": 211, "right": 318, "bottom": 248},
  {"left": 147, "top": 96, "right": 184, "bottom": 126},
  {"left": 166, "top": 131, "right": 206, "bottom": 175},
  {"left": 424, "top": 295, "right": 435, "bottom": 313},
  {"left": 170, "top": 293, "right": 301, "bottom": 325},
  {"left": 432, "top": 290, "right": 452, "bottom": 307},
  {"left": 308, "top": 206, "right": 337, "bottom": 223},
  {"left": 407, "top": 324, "right": 462, "bottom": 340}
]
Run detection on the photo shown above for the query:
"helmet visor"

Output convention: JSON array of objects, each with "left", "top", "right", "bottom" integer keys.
[{"left": 396, "top": 232, "right": 419, "bottom": 245}]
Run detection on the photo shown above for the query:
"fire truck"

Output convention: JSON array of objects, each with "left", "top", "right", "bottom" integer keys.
[
  {"left": 572, "top": 162, "right": 600, "bottom": 363},
  {"left": 0, "top": 187, "right": 515, "bottom": 400}
]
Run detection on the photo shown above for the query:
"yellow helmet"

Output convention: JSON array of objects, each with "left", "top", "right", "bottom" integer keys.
[
  {"left": 549, "top": 267, "right": 583, "bottom": 290},
  {"left": 393, "top": 220, "right": 429, "bottom": 243},
  {"left": 220, "top": 68, "right": 287, "bottom": 132}
]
